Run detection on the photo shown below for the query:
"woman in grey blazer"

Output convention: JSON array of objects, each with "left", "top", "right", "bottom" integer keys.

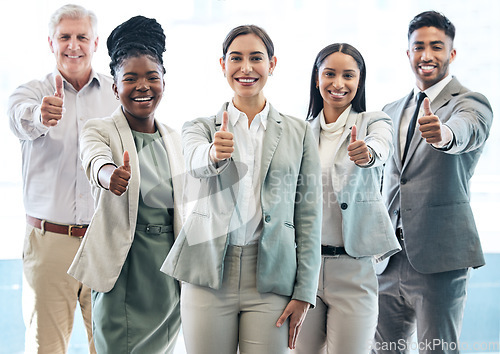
[
  {"left": 161, "top": 25, "right": 322, "bottom": 354},
  {"left": 68, "top": 16, "right": 184, "bottom": 353},
  {"left": 293, "top": 44, "right": 401, "bottom": 354}
]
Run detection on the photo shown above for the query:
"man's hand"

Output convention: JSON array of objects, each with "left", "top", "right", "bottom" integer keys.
[
  {"left": 210, "top": 111, "right": 234, "bottom": 163},
  {"left": 40, "top": 75, "right": 65, "bottom": 127},
  {"left": 418, "top": 97, "right": 452, "bottom": 147}
]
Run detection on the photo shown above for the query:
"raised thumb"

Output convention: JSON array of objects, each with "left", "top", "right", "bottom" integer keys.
[
  {"left": 350, "top": 124, "right": 357, "bottom": 143},
  {"left": 221, "top": 111, "right": 229, "bottom": 132},
  {"left": 123, "top": 150, "right": 130, "bottom": 171},
  {"left": 54, "top": 75, "right": 64, "bottom": 99},
  {"left": 422, "top": 97, "right": 432, "bottom": 116}
]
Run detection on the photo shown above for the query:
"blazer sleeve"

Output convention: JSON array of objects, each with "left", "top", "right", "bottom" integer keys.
[
  {"left": 441, "top": 91, "right": 493, "bottom": 154},
  {"left": 292, "top": 122, "right": 322, "bottom": 305},
  {"left": 364, "top": 112, "right": 394, "bottom": 168},
  {"left": 181, "top": 118, "right": 232, "bottom": 178},
  {"left": 80, "top": 119, "right": 116, "bottom": 188}
]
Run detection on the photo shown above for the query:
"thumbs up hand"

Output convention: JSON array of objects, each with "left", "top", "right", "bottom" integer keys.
[
  {"left": 417, "top": 97, "right": 444, "bottom": 145},
  {"left": 108, "top": 151, "right": 132, "bottom": 196},
  {"left": 417, "top": 97, "right": 453, "bottom": 147},
  {"left": 347, "top": 125, "right": 372, "bottom": 166},
  {"left": 40, "top": 75, "right": 65, "bottom": 127},
  {"left": 210, "top": 111, "right": 234, "bottom": 163}
]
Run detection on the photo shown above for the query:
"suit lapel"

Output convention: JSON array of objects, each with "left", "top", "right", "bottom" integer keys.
[
  {"left": 112, "top": 108, "right": 140, "bottom": 233},
  {"left": 215, "top": 103, "right": 241, "bottom": 163},
  {"left": 260, "top": 105, "right": 283, "bottom": 182},
  {"left": 333, "top": 110, "right": 358, "bottom": 160},
  {"left": 430, "top": 77, "right": 460, "bottom": 121},
  {"left": 157, "top": 122, "right": 185, "bottom": 237},
  {"left": 391, "top": 91, "right": 413, "bottom": 171}
]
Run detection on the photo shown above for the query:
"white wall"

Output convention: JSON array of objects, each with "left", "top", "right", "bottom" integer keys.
[{"left": 1, "top": 0, "right": 499, "bottom": 258}]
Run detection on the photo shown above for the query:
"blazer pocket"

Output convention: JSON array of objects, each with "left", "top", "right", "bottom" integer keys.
[{"left": 284, "top": 221, "right": 295, "bottom": 229}]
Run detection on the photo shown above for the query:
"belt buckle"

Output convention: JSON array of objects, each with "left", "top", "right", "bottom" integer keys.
[
  {"left": 146, "top": 225, "right": 161, "bottom": 234},
  {"left": 68, "top": 224, "right": 84, "bottom": 238},
  {"left": 396, "top": 228, "right": 404, "bottom": 240}
]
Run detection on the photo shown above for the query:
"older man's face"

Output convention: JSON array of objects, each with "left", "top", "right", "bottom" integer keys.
[{"left": 49, "top": 17, "right": 98, "bottom": 82}]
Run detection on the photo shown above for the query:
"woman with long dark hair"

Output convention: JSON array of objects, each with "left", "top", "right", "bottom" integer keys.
[{"left": 293, "top": 43, "right": 400, "bottom": 354}]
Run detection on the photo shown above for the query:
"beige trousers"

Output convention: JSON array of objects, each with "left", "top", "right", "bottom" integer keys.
[
  {"left": 293, "top": 255, "right": 378, "bottom": 354},
  {"left": 22, "top": 224, "right": 95, "bottom": 354},
  {"left": 180, "top": 244, "right": 291, "bottom": 354}
]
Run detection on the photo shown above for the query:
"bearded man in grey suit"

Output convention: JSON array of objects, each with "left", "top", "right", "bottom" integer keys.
[{"left": 373, "top": 11, "right": 493, "bottom": 354}]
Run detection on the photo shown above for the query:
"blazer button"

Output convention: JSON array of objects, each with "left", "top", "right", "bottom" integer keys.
[
  {"left": 401, "top": 178, "right": 407, "bottom": 185},
  {"left": 265, "top": 215, "right": 271, "bottom": 223},
  {"left": 340, "top": 203, "right": 348, "bottom": 210}
]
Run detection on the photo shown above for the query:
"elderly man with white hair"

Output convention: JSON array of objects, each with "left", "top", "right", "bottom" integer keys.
[{"left": 8, "top": 4, "right": 118, "bottom": 353}]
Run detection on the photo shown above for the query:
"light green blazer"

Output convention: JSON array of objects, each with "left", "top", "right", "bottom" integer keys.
[
  {"left": 161, "top": 103, "right": 322, "bottom": 306},
  {"left": 308, "top": 110, "right": 400, "bottom": 260}
]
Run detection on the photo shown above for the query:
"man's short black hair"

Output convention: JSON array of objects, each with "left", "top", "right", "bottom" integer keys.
[{"left": 408, "top": 11, "right": 455, "bottom": 42}]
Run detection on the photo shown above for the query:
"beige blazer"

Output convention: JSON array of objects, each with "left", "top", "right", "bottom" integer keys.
[{"left": 68, "top": 107, "right": 185, "bottom": 292}]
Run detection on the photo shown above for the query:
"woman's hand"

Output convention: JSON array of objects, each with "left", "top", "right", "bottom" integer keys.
[
  {"left": 276, "top": 299, "right": 311, "bottom": 349},
  {"left": 98, "top": 151, "right": 131, "bottom": 196},
  {"left": 210, "top": 111, "right": 234, "bottom": 163},
  {"left": 347, "top": 124, "right": 372, "bottom": 166}
]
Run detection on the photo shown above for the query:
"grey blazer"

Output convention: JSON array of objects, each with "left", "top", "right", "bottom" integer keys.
[
  {"left": 381, "top": 77, "right": 493, "bottom": 274},
  {"left": 161, "top": 103, "right": 322, "bottom": 306},
  {"left": 308, "top": 110, "right": 400, "bottom": 260},
  {"left": 68, "top": 107, "right": 186, "bottom": 293}
]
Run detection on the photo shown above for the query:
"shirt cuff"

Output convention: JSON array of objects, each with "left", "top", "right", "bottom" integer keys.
[
  {"left": 432, "top": 124, "right": 454, "bottom": 150},
  {"left": 33, "top": 106, "right": 50, "bottom": 135}
]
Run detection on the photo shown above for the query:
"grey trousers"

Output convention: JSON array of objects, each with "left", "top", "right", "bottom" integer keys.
[
  {"left": 293, "top": 255, "right": 378, "bottom": 354},
  {"left": 373, "top": 245, "right": 469, "bottom": 354},
  {"left": 180, "top": 244, "right": 291, "bottom": 354}
]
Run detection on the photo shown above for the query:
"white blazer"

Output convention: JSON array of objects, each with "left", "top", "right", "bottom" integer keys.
[{"left": 68, "top": 107, "right": 186, "bottom": 292}]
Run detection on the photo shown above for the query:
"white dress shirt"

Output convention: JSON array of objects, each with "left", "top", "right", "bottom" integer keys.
[
  {"left": 8, "top": 69, "right": 118, "bottom": 224},
  {"left": 226, "top": 101, "right": 269, "bottom": 246}
]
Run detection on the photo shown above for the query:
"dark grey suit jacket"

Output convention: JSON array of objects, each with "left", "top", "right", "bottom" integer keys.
[{"left": 381, "top": 77, "right": 493, "bottom": 274}]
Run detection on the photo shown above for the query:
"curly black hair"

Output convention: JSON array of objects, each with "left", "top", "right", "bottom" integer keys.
[{"left": 107, "top": 15, "right": 166, "bottom": 78}]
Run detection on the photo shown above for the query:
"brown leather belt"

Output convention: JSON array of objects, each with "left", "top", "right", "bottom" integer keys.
[{"left": 26, "top": 215, "right": 88, "bottom": 238}]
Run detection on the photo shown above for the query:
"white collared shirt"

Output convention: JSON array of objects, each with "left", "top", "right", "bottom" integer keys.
[
  {"left": 399, "top": 74, "right": 453, "bottom": 157},
  {"left": 227, "top": 100, "right": 269, "bottom": 245},
  {"left": 8, "top": 69, "right": 118, "bottom": 224}
]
